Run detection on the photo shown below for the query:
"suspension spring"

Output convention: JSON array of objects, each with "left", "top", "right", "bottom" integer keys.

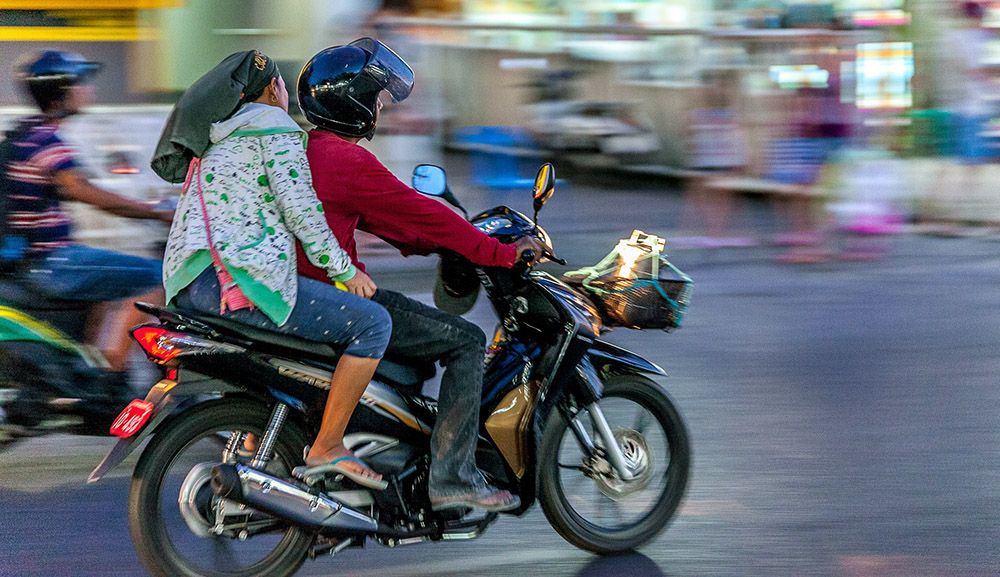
[{"left": 251, "top": 403, "right": 289, "bottom": 469}]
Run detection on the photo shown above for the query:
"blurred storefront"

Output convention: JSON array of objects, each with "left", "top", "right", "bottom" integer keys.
[
  {"left": 373, "top": 0, "right": 958, "bottom": 170},
  {"left": 1, "top": 0, "right": 997, "bottom": 171},
  {"left": 0, "top": 0, "right": 180, "bottom": 104}
]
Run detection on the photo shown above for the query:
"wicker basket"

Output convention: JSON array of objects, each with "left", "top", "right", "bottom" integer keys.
[{"left": 564, "top": 230, "right": 692, "bottom": 330}]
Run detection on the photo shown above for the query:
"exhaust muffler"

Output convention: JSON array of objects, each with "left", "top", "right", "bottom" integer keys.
[{"left": 211, "top": 463, "right": 378, "bottom": 534}]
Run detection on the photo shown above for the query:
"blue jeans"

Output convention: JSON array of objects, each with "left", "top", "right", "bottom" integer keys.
[
  {"left": 173, "top": 268, "right": 390, "bottom": 359},
  {"left": 20, "top": 244, "right": 161, "bottom": 302},
  {"left": 19, "top": 244, "right": 163, "bottom": 302},
  {"left": 371, "top": 289, "right": 488, "bottom": 497}
]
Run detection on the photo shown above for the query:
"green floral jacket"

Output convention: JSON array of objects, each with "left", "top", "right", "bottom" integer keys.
[{"left": 163, "top": 103, "right": 355, "bottom": 325}]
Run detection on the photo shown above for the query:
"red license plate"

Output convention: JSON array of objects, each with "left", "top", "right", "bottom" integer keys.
[{"left": 109, "top": 399, "right": 154, "bottom": 438}]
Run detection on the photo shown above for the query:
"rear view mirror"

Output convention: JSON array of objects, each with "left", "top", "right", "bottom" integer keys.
[
  {"left": 412, "top": 163, "right": 468, "bottom": 218},
  {"left": 412, "top": 164, "right": 447, "bottom": 197},
  {"left": 533, "top": 163, "right": 555, "bottom": 217}
]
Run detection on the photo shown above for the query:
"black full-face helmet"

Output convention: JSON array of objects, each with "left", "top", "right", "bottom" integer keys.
[
  {"left": 297, "top": 38, "right": 413, "bottom": 139},
  {"left": 15, "top": 50, "right": 101, "bottom": 114}
]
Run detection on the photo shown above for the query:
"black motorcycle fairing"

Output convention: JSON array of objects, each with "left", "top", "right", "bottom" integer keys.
[
  {"left": 529, "top": 272, "right": 602, "bottom": 336},
  {"left": 470, "top": 271, "right": 606, "bottom": 514},
  {"left": 481, "top": 339, "right": 542, "bottom": 408},
  {"left": 469, "top": 206, "right": 539, "bottom": 244},
  {"left": 139, "top": 303, "right": 436, "bottom": 389},
  {"left": 172, "top": 307, "right": 341, "bottom": 362},
  {"left": 588, "top": 338, "right": 666, "bottom": 377}
]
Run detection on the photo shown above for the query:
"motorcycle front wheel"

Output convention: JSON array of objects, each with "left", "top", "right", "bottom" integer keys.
[
  {"left": 538, "top": 374, "right": 690, "bottom": 554},
  {"left": 128, "top": 397, "right": 313, "bottom": 577}
]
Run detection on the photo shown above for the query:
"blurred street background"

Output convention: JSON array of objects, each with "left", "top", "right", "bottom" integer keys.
[
  {"left": 3, "top": 162, "right": 1000, "bottom": 576},
  {"left": 2, "top": 1, "right": 1000, "bottom": 576}
]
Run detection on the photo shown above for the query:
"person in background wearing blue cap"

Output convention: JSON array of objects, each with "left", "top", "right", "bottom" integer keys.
[{"left": 0, "top": 51, "right": 172, "bottom": 386}]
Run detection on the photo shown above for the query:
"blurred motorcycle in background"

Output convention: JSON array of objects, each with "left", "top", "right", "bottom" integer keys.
[
  {"left": 524, "top": 69, "right": 661, "bottom": 168},
  {"left": 0, "top": 106, "right": 177, "bottom": 449}
]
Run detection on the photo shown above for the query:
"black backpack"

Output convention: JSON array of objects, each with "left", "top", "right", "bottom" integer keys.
[{"left": 0, "top": 121, "right": 35, "bottom": 270}]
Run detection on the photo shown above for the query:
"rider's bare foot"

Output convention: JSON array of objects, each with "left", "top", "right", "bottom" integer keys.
[{"left": 306, "top": 443, "right": 382, "bottom": 482}]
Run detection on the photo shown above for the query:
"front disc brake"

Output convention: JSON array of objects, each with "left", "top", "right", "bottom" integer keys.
[{"left": 593, "top": 428, "right": 654, "bottom": 500}]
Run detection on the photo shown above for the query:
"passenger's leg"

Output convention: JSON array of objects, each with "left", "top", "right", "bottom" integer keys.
[
  {"left": 305, "top": 355, "right": 381, "bottom": 474},
  {"left": 175, "top": 271, "right": 391, "bottom": 479},
  {"left": 273, "top": 278, "right": 391, "bottom": 479}
]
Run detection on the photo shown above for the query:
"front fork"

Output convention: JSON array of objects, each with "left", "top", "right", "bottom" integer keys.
[
  {"left": 565, "top": 404, "right": 635, "bottom": 481},
  {"left": 565, "top": 360, "right": 635, "bottom": 481}
]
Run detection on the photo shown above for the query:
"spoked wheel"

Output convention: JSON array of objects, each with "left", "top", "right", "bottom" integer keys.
[
  {"left": 128, "top": 398, "right": 313, "bottom": 577},
  {"left": 538, "top": 375, "right": 690, "bottom": 554}
]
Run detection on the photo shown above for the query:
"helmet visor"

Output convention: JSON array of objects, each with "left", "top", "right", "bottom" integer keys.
[
  {"left": 349, "top": 37, "right": 413, "bottom": 103},
  {"left": 64, "top": 54, "right": 102, "bottom": 82}
]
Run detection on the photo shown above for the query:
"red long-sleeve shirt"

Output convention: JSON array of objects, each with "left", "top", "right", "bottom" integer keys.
[{"left": 296, "top": 130, "right": 517, "bottom": 284}]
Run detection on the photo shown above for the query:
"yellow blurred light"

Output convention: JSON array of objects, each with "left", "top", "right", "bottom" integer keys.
[
  {"left": 0, "top": 0, "right": 180, "bottom": 7},
  {"left": 0, "top": 25, "right": 154, "bottom": 41}
]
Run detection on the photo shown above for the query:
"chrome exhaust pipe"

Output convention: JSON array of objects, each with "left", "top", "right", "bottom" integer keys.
[{"left": 211, "top": 463, "right": 377, "bottom": 534}]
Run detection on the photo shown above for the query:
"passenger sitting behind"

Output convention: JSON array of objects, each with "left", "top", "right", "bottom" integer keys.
[{"left": 153, "top": 50, "right": 391, "bottom": 488}]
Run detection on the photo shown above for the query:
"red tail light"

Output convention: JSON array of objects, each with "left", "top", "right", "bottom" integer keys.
[
  {"left": 133, "top": 326, "right": 184, "bottom": 362},
  {"left": 131, "top": 325, "right": 245, "bottom": 364}
]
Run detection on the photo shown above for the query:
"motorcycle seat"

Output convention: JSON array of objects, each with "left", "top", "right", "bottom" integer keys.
[{"left": 168, "top": 307, "right": 434, "bottom": 387}]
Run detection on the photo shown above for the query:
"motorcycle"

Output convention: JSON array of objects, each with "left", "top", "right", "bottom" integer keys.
[
  {"left": 88, "top": 163, "right": 691, "bottom": 577},
  {"left": 0, "top": 196, "right": 176, "bottom": 448},
  {"left": 0, "top": 273, "right": 136, "bottom": 447},
  {"left": 523, "top": 69, "right": 660, "bottom": 166}
]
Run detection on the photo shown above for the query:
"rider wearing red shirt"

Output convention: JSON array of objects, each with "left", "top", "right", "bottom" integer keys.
[
  {"left": 296, "top": 39, "right": 541, "bottom": 513},
  {"left": 296, "top": 130, "right": 516, "bottom": 277}
]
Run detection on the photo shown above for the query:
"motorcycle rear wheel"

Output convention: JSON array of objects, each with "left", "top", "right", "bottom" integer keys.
[
  {"left": 538, "top": 375, "right": 690, "bottom": 554},
  {"left": 128, "top": 397, "right": 312, "bottom": 577}
]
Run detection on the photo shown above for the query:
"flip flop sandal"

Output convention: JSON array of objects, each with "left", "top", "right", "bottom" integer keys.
[
  {"left": 293, "top": 456, "right": 388, "bottom": 491},
  {"left": 430, "top": 488, "right": 521, "bottom": 512}
]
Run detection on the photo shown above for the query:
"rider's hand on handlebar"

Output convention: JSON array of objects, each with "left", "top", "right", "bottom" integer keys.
[
  {"left": 515, "top": 236, "right": 548, "bottom": 264},
  {"left": 343, "top": 270, "right": 378, "bottom": 299}
]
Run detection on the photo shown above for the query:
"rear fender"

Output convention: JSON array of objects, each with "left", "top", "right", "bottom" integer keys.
[{"left": 87, "top": 372, "right": 244, "bottom": 483}]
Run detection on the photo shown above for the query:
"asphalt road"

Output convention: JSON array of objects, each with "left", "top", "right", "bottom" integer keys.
[{"left": 2, "top": 163, "right": 1000, "bottom": 577}]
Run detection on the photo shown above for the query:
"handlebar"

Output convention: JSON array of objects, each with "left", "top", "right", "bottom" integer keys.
[
  {"left": 513, "top": 249, "right": 535, "bottom": 277},
  {"left": 513, "top": 247, "right": 567, "bottom": 278},
  {"left": 546, "top": 252, "right": 567, "bottom": 266}
]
